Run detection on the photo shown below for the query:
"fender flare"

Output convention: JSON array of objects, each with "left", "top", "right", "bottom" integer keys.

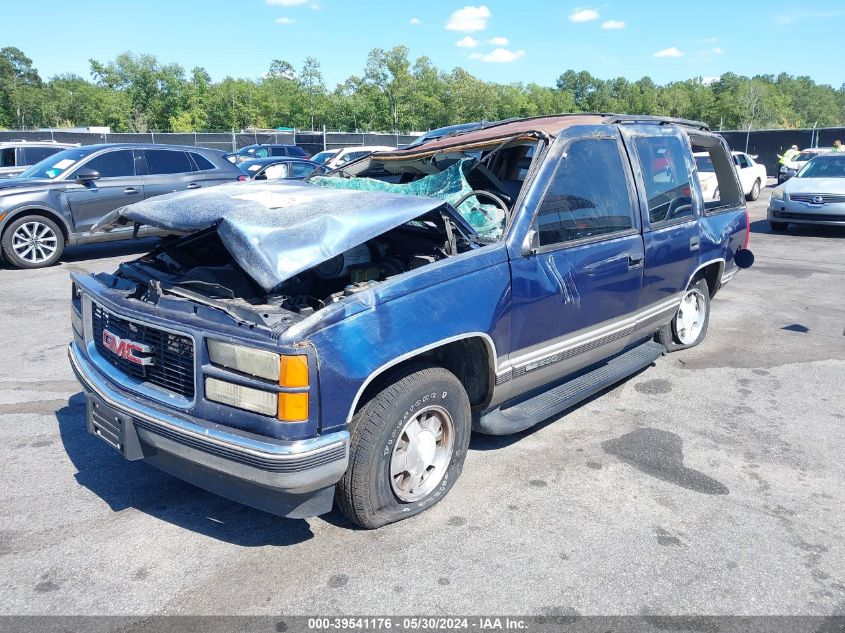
[{"left": 343, "top": 332, "right": 499, "bottom": 425}]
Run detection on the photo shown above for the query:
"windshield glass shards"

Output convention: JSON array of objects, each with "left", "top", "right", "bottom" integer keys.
[{"left": 310, "top": 158, "right": 505, "bottom": 238}]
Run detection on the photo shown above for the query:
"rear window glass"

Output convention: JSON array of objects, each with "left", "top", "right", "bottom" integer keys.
[
  {"left": 23, "top": 146, "right": 62, "bottom": 164},
  {"left": 695, "top": 155, "right": 714, "bottom": 172},
  {"left": 634, "top": 135, "right": 695, "bottom": 224},
  {"left": 145, "top": 150, "right": 194, "bottom": 174},
  {"left": 0, "top": 147, "right": 14, "bottom": 167},
  {"left": 189, "top": 152, "right": 216, "bottom": 171}
]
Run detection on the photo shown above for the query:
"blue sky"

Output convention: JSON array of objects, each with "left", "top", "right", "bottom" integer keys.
[{"left": 4, "top": 1, "right": 845, "bottom": 88}]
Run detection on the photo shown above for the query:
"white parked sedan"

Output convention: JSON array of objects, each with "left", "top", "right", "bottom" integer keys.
[
  {"left": 695, "top": 151, "right": 767, "bottom": 201},
  {"left": 311, "top": 145, "right": 395, "bottom": 170},
  {"left": 768, "top": 153, "right": 845, "bottom": 231}
]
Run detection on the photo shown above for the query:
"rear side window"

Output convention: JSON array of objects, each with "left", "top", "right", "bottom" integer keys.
[
  {"left": 23, "top": 146, "right": 61, "bottom": 164},
  {"left": 536, "top": 138, "right": 635, "bottom": 246},
  {"left": 270, "top": 147, "right": 288, "bottom": 156},
  {"left": 633, "top": 135, "right": 695, "bottom": 224},
  {"left": 290, "top": 162, "right": 315, "bottom": 178},
  {"left": 1, "top": 147, "right": 16, "bottom": 167},
  {"left": 189, "top": 152, "right": 216, "bottom": 171},
  {"left": 288, "top": 146, "right": 307, "bottom": 157},
  {"left": 81, "top": 150, "right": 136, "bottom": 178},
  {"left": 145, "top": 150, "right": 193, "bottom": 175}
]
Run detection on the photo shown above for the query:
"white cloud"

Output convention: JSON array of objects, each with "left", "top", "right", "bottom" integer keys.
[
  {"left": 409, "top": 17, "right": 422, "bottom": 25},
  {"left": 488, "top": 36, "right": 509, "bottom": 45},
  {"left": 266, "top": 0, "right": 307, "bottom": 5},
  {"left": 477, "top": 48, "right": 526, "bottom": 63},
  {"left": 446, "top": 5, "right": 491, "bottom": 32},
  {"left": 275, "top": 17, "right": 297, "bottom": 24},
  {"left": 700, "top": 36, "right": 719, "bottom": 43},
  {"left": 569, "top": 8, "right": 599, "bottom": 23},
  {"left": 469, "top": 53, "right": 483, "bottom": 60},
  {"left": 713, "top": 47, "right": 724, "bottom": 54},
  {"left": 310, "top": 3, "right": 320, "bottom": 9},
  {"left": 456, "top": 36, "right": 479, "bottom": 48},
  {"left": 653, "top": 47, "right": 684, "bottom": 58},
  {"left": 701, "top": 76, "right": 719, "bottom": 86},
  {"left": 601, "top": 20, "right": 625, "bottom": 29}
]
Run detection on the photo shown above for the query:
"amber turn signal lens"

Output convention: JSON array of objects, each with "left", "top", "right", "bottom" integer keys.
[
  {"left": 278, "top": 392, "right": 308, "bottom": 422},
  {"left": 279, "top": 355, "right": 309, "bottom": 388}
]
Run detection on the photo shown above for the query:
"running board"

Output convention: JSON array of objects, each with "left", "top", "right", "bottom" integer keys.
[{"left": 474, "top": 341, "right": 665, "bottom": 435}]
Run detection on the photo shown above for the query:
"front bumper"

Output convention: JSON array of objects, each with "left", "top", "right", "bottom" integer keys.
[
  {"left": 768, "top": 201, "right": 845, "bottom": 226},
  {"left": 68, "top": 341, "right": 349, "bottom": 518}
]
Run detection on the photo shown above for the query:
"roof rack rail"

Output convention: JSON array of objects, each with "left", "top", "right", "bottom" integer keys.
[{"left": 604, "top": 114, "right": 710, "bottom": 131}]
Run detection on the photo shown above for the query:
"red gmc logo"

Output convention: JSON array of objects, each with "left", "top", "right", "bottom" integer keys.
[{"left": 102, "top": 329, "right": 154, "bottom": 366}]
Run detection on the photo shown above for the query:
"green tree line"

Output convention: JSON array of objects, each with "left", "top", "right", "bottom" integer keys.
[{"left": 2, "top": 45, "right": 843, "bottom": 133}]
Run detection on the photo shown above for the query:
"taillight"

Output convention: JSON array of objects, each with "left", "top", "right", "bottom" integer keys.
[
  {"left": 238, "top": 174, "right": 248, "bottom": 181},
  {"left": 743, "top": 207, "right": 750, "bottom": 249}
]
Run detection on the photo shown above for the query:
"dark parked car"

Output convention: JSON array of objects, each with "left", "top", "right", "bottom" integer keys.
[
  {"left": 69, "top": 114, "right": 753, "bottom": 528},
  {"left": 238, "top": 157, "right": 328, "bottom": 180},
  {"left": 0, "top": 141, "right": 77, "bottom": 179},
  {"left": 0, "top": 144, "right": 245, "bottom": 268},
  {"left": 224, "top": 144, "right": 310, "bottom": 164}
]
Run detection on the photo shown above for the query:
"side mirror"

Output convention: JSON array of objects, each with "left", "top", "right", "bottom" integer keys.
[
  {"left": 75, "top": 168, "right": 100, "bottom": 183},
  {"left": 734, "top": 248, "right": 754, "bottom": 269},
  {"left": 521, "top": 228, "right": 539, "bottom": 256}
]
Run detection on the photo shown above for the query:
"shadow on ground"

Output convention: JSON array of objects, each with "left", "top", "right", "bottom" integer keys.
[
  {"left": 60, "top": 237, "right": 163, "bottom": 264},
  {"left": 56, "top": 393, "right": 315, "bottom": 546},
  {"left": 750, "top": 218, "right": 845, "bottom": 238}
]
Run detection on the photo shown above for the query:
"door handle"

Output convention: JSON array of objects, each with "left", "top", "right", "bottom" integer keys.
[
  {"left": 123, "top": 187, "right": 140, "bottom": 195},
  {"left": 186, "top": 183, "right": 202, "bottom": 189},
  {"left": 690, "top": 236, "right": 701, "bottom": 251},
  {"left": 628, "top": 253, "right": 645, "bottom": 268}
]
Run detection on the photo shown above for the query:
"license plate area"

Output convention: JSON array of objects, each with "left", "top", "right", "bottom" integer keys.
[{"left": 87, "top": 395, "right": 144, "bottom": 460}]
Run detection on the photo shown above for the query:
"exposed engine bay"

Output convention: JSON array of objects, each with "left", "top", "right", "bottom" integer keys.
[{"left": 117, "top": 208, "right": 475, "bottom": 327}]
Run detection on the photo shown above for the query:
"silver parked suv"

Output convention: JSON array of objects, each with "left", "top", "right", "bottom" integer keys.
[
  {"left": 0, "top": 143, "right": 245, "bottom": 268},
  {"left": 0, "top": 140, "right": 77, "bottom": 179}
]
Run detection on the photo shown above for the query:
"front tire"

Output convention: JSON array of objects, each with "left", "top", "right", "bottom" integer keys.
[
  {"left": 1, "top": 215, "right": 65, "bottom": 269},
  {"left": 746, "top": 179, "right": 761, "bottom": 201},
  {"left": 656, "top": 278, "right": 711, "bottom": 352},
  {"left": 769, "top": 221, "right": 788, "bottom": 232},
  {"left": 336, "top": 364, "right": 471, "bottom": 529}
]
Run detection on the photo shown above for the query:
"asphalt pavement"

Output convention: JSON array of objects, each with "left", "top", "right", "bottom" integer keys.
[{"left": 0, "top": 187, "right": 843, "bottom": 617}]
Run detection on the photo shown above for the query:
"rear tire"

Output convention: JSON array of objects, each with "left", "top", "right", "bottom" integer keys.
[
  {"left": 769, "top": 221, "right": 788, "bottom": 232},
  {"left": 1, "top": 214, "right": 65, "bottom": 269},
  {"left": 336, "top": 364, "right": 471, "bottom": 529},
  {"left": 656, "top": 278, "right": 711, "bottom": 352},
  {"left": 746, "top": 179, "right": 761, "bottom": 201}
]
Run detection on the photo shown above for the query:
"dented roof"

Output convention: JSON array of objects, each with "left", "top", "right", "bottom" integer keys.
[{"left": 378, "top": 114, "right": 609, "bottom": 159}]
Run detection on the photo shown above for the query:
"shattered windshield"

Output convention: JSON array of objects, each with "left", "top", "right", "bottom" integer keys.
[{"left": 310, "top": 158, "right": 505, "bottom": 238}]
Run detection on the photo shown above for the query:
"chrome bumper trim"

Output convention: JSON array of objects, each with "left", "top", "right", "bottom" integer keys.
[{"left": 68, "top": 342, "right": 349, "bottom": 493}]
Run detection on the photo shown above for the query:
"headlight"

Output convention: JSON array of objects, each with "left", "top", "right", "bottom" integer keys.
[
  {"left": 771, "top": 188, "right": 785, "bottom": 200},
  {"left": 208, "top": 339, "right": 281, "bottom": 381},
  {"left": 206, "top": 340, "right": 310, "bottom": 420},
  {"left": 205, "top": 377, "right": 278, "bottom": 416}
]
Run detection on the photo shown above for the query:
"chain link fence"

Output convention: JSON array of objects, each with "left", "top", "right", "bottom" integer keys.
[
  {"left": 4, "top": 126, "right": 844, "bottom": 175},
  {"left": 0, "top": 130, "right": 420, "bottom": 156},
  {"left": 719, "top": 127, "right": 845, "bottom": 175}
]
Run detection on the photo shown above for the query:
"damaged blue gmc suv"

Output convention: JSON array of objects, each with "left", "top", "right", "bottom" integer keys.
[{"left": 68, "top": 114, "right": 753, "bottom": 528}]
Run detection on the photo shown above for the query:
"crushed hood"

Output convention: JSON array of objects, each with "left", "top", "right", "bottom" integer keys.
[{"left": 94, "top": 181, "right": 452, "bottom": 292}]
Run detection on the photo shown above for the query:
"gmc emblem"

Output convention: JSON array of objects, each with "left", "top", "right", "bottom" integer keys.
[{"left": 102, "top": 329, "right": 154, "bottom": 366}]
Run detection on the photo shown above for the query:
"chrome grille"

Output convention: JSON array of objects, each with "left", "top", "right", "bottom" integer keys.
[
  {"left": 790, "top": 193, "right": 845, "bottom": 204},
  {"left": 92, "top": 303, "right": 195, "bottom": 398}
]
